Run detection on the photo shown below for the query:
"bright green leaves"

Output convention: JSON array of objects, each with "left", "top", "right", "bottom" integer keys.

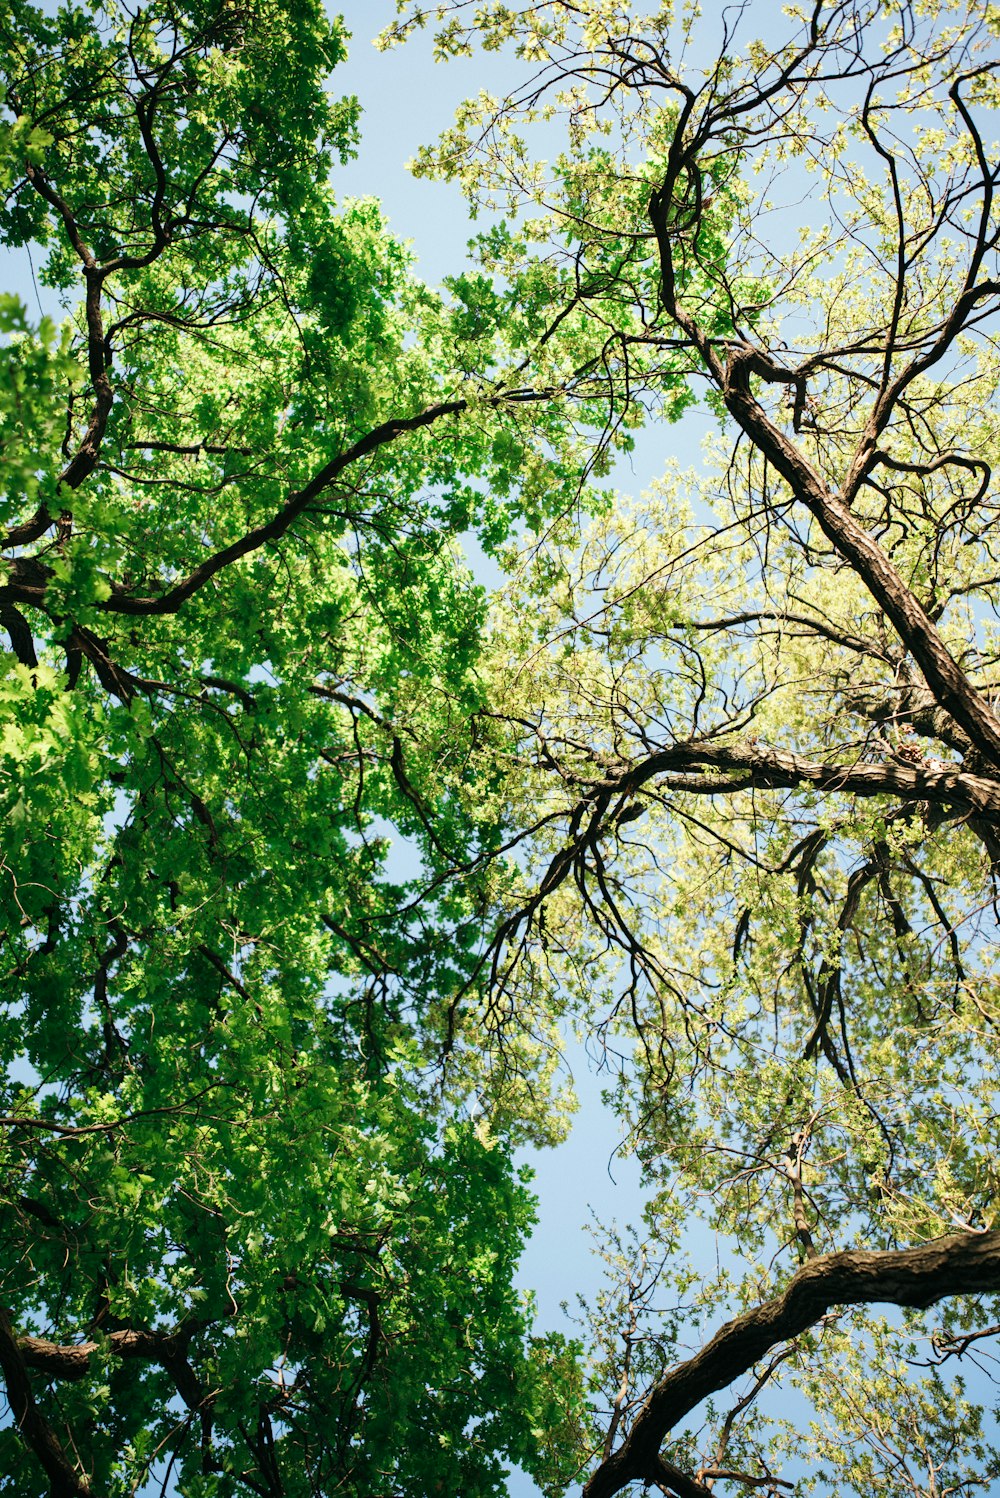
[
  {"left": 0, "top": 296, "right": 79, "bottom": 520},
  {"left": 0, "top": 4, "right": 599, "bottom": 1493},
  {"left": 0, "top": 0, "right": 357, "bottom": 285},
  {"left": 0, "top": 105, "right": 53, "bottom": 190},
  {"left": 0, "top": 1073, "right": 561, "bottom": 1496},
  {"left": 0, "top": 658, "right": 108, "bottom": 1009}
]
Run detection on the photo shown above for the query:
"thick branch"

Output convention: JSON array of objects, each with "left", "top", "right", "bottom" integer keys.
[
  {"left": 16, "top": 1323, "right": 205, "bottom": 1409},
  {"left": 646, "top": 178, "right": 1000, "bottom": 770},
  {"left": 0, "top": 1308, "right": 94, "bottom": 1497},
  {"left": 6, "top": 1316, "right": 212, "bottom": 1490},
  {"left": 96, "top": 398, "right": 468, "bottom": 615},
  {"left": 615, "top": 737, "right": 1000, "bottom": 819},
  {"left": 583, "top": 1230, "right": 1000, "bottom": 1498},
  {"left": 721, "top": 348, "right": 1000, "bottom": 768}
]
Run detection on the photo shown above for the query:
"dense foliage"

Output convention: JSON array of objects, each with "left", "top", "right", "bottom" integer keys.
[
  {"left": 5, "top": 0, "right": 1000, "bottom": 1496},
  {"left": 0, "top": 2, "right": 604, "bottom": 1492}
]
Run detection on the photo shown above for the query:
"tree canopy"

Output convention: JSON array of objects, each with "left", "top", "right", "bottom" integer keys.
[{"left": 3, "top": 1, "right": 1000, "bottom": 1496}]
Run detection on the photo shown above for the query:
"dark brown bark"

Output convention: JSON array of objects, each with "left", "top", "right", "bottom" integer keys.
[
  {"left": 97, "top": 399, "right": 468, "bottom": 616},
  {"left": 0, "top": 1311, "right": 211, "bottom": 1492},
  {"left": 615, "top": 737, "right": 1000, "bottom": 818},
  {"left": 2, "top": 396, "right": 475, "bottom": 625},
  {"left": 12, "top": 1318, "right": 207, "bottom": 1411},
  {"left": 20, "top": 168, "right": 113, "bottom": 500},
  {"left": 647, "top": 105, "right": 1000, "bottom": 774},
  {"left": 717, "top": 348, "right": 1000, "bottom": 770},
  {"left": 583, "top": 1230, "right": 1000, "bottom": 1498},
  {"left": 0, "top": 1308, "right": 94, "bottom": 1498}
]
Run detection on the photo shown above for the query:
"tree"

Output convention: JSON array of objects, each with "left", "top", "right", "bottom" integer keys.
[
  {"left": 381, "top": 0, "right": 1000, "bottom": 1494},
  {"left": 5, "top": 2, "right": 1000, "bottom": 1498},
  {"left": 0, "top": 2, "right": 603, "bottom": 1492}
]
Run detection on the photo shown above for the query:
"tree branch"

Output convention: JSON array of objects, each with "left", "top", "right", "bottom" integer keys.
[
  {"left": 583, "top": 1230, "right": 1000, "bottom": 1498},
  {"left": 93, "top": 399, "right": 468, "bottom": 616},
  {"left": 613, "top": 737, "right": 1000, "bottom": 819},
  {"left": 0, "top": 1308, "right": 94, "bottom": 1497},
  {"left": 15, "top": 1322, "right": 206, "bottom": 1410}
]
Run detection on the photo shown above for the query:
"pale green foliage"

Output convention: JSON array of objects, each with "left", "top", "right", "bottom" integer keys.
[
  {"left": 490, "top": 425, "right": 1000, "bottom": 1491},
  {"left": 401, "top": 0, "right": 1000, "bottom": 1489}
]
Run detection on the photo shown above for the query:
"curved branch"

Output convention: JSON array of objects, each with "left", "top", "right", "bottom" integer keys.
[
  {"left": 647, "top": 106, "right": 1000, "bottom": 771},
  {"left": 15, "top": 1322, "right": 206, "bottom": 1408},
  {"left": 583, "top": 1230, "right": 1000, "bottom": 1498},
  {"left": 2, "top": 396, "right": 470, "bottom": 619},
  {"left": 679, "top": 609, "right": 887, "bottom": 660},
  {"left": 98, "top": 398, "right": 469, "bottom": 616},
  {"left": 866, "top": 448, "right": 991, "bottom": 507}
]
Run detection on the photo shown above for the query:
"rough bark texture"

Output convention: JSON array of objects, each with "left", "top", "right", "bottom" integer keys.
[
  {"left": 619, "top": 739, "right": 1000, "bottom": 817},
  {"left": 0, "top": 1313, "right": 210, "bottom": 1491}
]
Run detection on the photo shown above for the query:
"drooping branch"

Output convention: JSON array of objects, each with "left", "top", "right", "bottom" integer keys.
[
  {"left": 583, "top": 1230, "right": 1000, "bottom": 1498},
  {"left": 488, "top": 730, "right": 1000, "bottom": 1007}
]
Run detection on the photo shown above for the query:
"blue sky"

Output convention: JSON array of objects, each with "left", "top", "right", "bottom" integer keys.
[
  {"left": 331, "top": 0, "right": 662, "bottom": 1253},
  {"left": 328, "top": 12, "right": 663, "bottom": 1492}
]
